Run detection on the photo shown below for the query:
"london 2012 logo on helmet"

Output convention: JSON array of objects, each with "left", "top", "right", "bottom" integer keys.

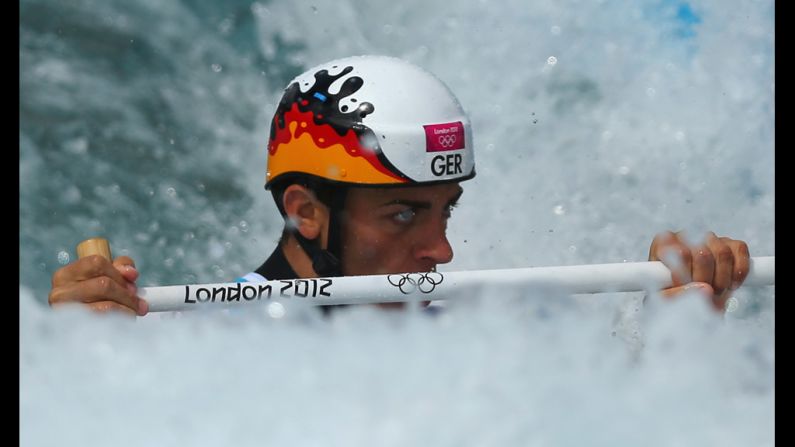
[
  {"left": 424, "top": 121, "right": 465, "bottom": 152},
  {"left": 387, "top": 272, "right": 444, "bottom": 294}
]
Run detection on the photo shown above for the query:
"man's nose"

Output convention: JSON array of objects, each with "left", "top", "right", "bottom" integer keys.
[{"left": 413, "top": 222, "right": 454, "bottom": 265}]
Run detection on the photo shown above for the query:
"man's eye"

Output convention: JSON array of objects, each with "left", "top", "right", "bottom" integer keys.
[{"left": 393, "top": 208, "right": 416, "bottom": 224}]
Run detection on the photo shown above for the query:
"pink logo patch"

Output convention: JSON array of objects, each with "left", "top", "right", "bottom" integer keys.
[{"left": 424, "top": 121, "right": 465, "bottom": 152}]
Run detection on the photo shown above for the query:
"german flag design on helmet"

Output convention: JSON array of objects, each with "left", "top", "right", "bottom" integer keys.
[{"left": 265, "top": 55, "right": 475, "bottom": 189}]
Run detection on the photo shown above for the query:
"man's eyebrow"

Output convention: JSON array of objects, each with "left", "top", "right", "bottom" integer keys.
[
  {"left": 380, "top": 199, "right": 432, "bottom": 209},
  {"left": 380, "top": 188, "right": 464, "bottom": 209}
]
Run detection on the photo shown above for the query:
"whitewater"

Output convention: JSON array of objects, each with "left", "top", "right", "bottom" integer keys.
[{"left": 20, "top": 0, "right": 774, "bottom": 445}]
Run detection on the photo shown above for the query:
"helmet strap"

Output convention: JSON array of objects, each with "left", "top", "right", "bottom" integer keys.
[
  {"left": 290, "top": 187, "right": 347, "bottom": 278},
  {"left": 325, "top": 187, "right": 347, "bottom": 273},
  {"left": 293, "top": 232, "right": 341, "bottom": 277}
]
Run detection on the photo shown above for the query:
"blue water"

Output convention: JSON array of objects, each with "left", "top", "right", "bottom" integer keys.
[{"left": 20, "top": 0, "right": 774, "bottom": 445}]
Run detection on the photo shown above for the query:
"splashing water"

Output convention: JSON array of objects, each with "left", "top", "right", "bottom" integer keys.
[{"left": 20, "top": 0, "right": 773, "bottom": 445}]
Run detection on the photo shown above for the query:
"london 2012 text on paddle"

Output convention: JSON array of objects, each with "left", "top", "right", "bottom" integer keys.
[{"left": 183, "top": 279, "right": 333, "bottom": 304}]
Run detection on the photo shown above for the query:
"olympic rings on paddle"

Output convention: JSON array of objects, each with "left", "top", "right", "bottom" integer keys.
[{"left": 387, "top": 272, "right": 444, "bottom": 294}]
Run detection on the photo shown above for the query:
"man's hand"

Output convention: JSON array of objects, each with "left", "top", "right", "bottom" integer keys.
[
  {"left": 649, "top": 231, "right": 750, "bottom": 312},
  {"left": 48, "top": 255, "right": 149, "bottom": 316}
]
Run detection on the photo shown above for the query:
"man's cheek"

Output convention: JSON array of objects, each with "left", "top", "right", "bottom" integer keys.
[
  {"left": 357, "top": 243, "right": 379, "bottom": 260},
  {"left": 344, "top": 241, "right": 380, "bottom": 268}
]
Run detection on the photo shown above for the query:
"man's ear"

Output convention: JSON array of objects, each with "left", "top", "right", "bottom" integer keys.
[{"left": 282, "top": 184, "right": 329, "bottom": 242}]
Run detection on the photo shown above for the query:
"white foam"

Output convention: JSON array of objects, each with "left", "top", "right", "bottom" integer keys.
[{"left": 20, "top": 0, "right": 774, "bottom": 445}]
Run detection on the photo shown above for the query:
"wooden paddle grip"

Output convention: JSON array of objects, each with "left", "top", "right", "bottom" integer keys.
[{"left": 76, "top": 237, "right": 113, "bottom": 261}]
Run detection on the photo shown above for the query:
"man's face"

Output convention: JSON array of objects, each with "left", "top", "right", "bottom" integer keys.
[{"left": 339, "top": 182, "right": 463, "bottom": 277}]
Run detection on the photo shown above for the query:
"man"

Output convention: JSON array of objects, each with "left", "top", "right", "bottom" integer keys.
[{"left": 48, "top": 55, "right": 750, "bottom": 316}]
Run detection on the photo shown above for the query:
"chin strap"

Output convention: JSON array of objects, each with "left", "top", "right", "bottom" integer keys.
[
  {"left": 291, "top": 187, "right": 347, "bottom": 278},
  {"left": 292, "top": 233, "right": 341, "bottom": 277}
]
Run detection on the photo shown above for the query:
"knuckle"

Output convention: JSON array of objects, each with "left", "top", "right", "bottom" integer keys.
[
  {"left": 47, "top": 289, "right": 62, "bottom": 306},
  {"left": 652, "top": 231, "right": 674, "bottom": 247},
  {"left": 114, "top": 256, "right": 135, "bottom": 268},
  {"left": 737, "top": 241, "right": 750, "bottom": 257},
  {"left": 715, "top": 245, "right": 733, "bottom": 263},
  {"left": 86, "top": 255, "right": 108, "bottom": 274},
  {"left": 676, "top": 247, "right": 692, "bottom": 264},
  {"left": 693, "top": 247, "right": 713, "bottom": 264},
  {"left": 51, "top": 267, "right": 67, "bottom": 287},
  {"left": 95, "top": 276, "right": 116, "bottom": 295}
]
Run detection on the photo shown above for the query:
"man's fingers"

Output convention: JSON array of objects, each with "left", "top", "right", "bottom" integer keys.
[
  {"left": 49, "top": 275, "right": 143, "bottom": 315},
  {"left": 649, "top": 231, "right": 752, "bottom": 314},
  {"left": 691, "top": 245, "right": 715, "bottom": 287},
  {"left": 649, "top": 231, "right": 692, "bottom": 287},
  {"left": 113, "top": 255, "right": 136, "bottom": 269},
  {"left": 704, "top": 233, "right": 733, "bottom": 296},
  {"left": 88, "top": 301, "right": 138, "bottom": 317},
  {"left": 713, "top": 289, "right": 733, "bottom": 312},
  {"left": 51, "top": 300, "right": 139, "bottom": 317},
  {"left": 113, "top": 256, "right": 139, "bottom": 283},
  {"left": 659, "top": 282, "right": 714, "bottom": 299},
  {"left": 659, "top": 282, "right": 726, "bottom": 312},
  {"left": 52, "top": 255, "right": 129, "bottom": 288},
  {"left": 722, "top": 237, "right": 751, "bottom": 290}
]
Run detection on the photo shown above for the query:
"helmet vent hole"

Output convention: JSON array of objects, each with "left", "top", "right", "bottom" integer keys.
[{"left": 341, "top": 105, "right": 349, "bottom": 112}]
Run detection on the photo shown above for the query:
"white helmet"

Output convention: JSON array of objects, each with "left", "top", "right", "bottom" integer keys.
[{"left": 266, "top": 55, "right": 476, "bottom": 189}]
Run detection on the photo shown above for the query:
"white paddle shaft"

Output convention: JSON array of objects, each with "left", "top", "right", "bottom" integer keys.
[{"left": 138, "top": 256, "right": 774, "bottom": 312}]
